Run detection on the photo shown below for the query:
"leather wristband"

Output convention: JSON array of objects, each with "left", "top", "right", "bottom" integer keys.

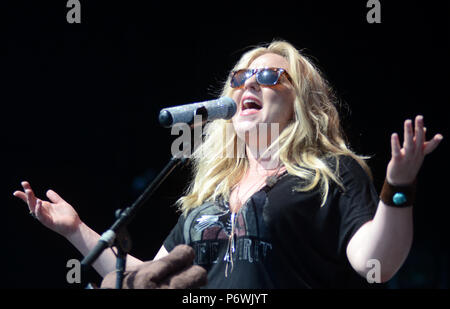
[{"left": 380, "top": 178, "right": 417, "bottom": 207}]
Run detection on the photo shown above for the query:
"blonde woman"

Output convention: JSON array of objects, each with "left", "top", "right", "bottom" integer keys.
[{"left": 13, "top": 41, "right": 442, "bottom": 288}]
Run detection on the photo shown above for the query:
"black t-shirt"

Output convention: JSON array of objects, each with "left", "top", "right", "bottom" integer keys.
[{"left": 164, "top": 156, "right": 381, "bottom": 288}]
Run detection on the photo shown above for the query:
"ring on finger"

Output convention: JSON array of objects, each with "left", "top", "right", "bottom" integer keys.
[{"left": 29, "top": 210, "right": 38, "bottom": 220}]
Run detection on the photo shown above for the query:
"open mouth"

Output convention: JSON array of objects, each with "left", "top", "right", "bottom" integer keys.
[{"left": 241, "top": 99, "right": 262, "bottom": 111}]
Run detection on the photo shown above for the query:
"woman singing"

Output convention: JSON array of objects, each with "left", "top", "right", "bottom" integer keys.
[{"left": 14, "top": 40, "right": 443, "bottom": 288}]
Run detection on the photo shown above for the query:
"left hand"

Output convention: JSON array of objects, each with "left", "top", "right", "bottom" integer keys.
[{"left": 386, "top": 115, "right": 443, "bottom": 185}]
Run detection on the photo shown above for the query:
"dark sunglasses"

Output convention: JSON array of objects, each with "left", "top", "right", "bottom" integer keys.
[{"left": 230, "top": 67, "right": 293, "bottom": 89}]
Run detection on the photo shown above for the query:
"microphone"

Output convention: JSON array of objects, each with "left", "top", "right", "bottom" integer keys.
[{"left": 158, "top": 97, "right": 237, "bottom": 128}]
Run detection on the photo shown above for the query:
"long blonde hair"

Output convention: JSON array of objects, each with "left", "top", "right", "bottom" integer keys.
[{"left": 177, "top": 40, "right": 371, "bottom": 213}]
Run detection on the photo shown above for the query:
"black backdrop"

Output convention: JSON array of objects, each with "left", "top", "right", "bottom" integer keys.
[{"left": 1, "top": 1, "right": 448, "bottom": 289}]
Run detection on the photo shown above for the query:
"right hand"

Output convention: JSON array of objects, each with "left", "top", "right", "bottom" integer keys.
[{"left": 13, "top": 181, "right": 82, "bottom": 238}]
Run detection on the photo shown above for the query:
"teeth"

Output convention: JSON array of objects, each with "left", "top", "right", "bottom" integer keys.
[{"left": 242, "top": 99, "right": 261, "bottom": 109}]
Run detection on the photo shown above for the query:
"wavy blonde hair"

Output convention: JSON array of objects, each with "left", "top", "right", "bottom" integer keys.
[{"left": 177, "top": 40, "right": 371, "bottom": 213}]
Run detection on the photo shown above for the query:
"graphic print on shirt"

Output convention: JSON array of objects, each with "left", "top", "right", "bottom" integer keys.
[{"left": 184, "top": 190, "right": 273, "bottom": 266}]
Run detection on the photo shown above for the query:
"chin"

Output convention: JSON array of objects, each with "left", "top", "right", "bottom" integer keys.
[{"left": 232, "top": 119, "right": 259, "bottom": 137}]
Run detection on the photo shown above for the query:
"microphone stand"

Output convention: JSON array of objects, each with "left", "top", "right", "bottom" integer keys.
[{"left": 81, "top": 155, "right": 188, "bottom": 289}]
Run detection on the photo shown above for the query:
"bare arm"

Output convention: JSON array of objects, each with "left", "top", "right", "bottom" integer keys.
[
  {"left": 346, "top": 115, "right": 442, "bottom": 282},
  {"left": 346, "top": 203, "right": 413, "bottom": 282},
  {"left": 66, "top": 222, "right": 144, "bottom": 277},
  {"left": 13, "top": 182, "right": 144, "bottom": 278}
]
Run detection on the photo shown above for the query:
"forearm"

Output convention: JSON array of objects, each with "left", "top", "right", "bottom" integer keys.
[
  {"left": 347, "top": 201, "right": 413, "bottom": 282},
  {"left": 66, "top": 222, "right": 144, "bottom": 277},
  {"left": 348, "top": 115, "right": 442, "bottom": 282}
]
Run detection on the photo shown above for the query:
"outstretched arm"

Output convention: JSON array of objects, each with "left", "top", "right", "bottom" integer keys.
[
  {"left": 346, "top": 115, "right": 443, "bottom": 282},
  {"left": 13, "top": 182, "right": 143, "bottom": 277}
]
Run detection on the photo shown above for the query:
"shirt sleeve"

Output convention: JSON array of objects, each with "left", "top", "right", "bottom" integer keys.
[
  {"left": 336, "top": 156, "right": 379, "bottom": 256},
  {"left": 163, "top": 213, "right": 187, "bottom": 252}
]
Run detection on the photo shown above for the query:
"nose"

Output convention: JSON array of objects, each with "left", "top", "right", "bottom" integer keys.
[{"left": 243, "top": 73, "right": 260, "bottom": 91}]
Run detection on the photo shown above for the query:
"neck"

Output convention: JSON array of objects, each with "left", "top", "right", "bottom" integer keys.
[
  {"left": 246, "top": 144, "right": 282, "bottom": 174},
  {"left": 239, "top": 124, "right": 283, "bottom": 173}
]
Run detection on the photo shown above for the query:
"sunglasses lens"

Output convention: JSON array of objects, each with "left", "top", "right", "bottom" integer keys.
[
  {"left": 257, "top": 69, "right": 280, "bottom": 85},
  {"left": 230, "top": 68, "right": 285, "bottom": 88},
  {"left": 231, "top": 70, "right": 252, "bottom": 88}
]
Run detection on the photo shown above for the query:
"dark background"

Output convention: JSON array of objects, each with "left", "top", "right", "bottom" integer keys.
[{"left": 1, "top": 1, "right": 448, "bottom": 289}]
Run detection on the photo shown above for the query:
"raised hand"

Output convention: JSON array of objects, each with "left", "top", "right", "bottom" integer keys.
[
  {"left": 386, "top": 115, "right": 443, "bottom": 186},
  {"left": 13, "top": 181, "right": 82, "bottom": 237}
]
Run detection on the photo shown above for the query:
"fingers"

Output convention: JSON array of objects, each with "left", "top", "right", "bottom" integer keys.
[
  {"left": 424, "top": 134, "right": 444, "bottom": 155},
  {"left": 414, "top": 115, "right": 443, "bottom": 155},
  {"left": 403, "top": 119, "right": 413, "bottom": 151},
  {"left": 35, "top": 199, "right": 43, "bottom": 220},
  {"left": 21, "top": 181, "right": 33, "bottom": 192},
  {"left": 149, "top": 245, "right": 196, "bottom": 283},
  {"left": 132, "top": 245, "right": 195, "bottom": 286},
  {"left": 13, "top": 182, "right": 48, "bottom": 219},
  {"left": 12, "top": 181, "right": 37, "bottom": 212},
  {"left": 14, "top": 182, "right": 64, "bottom": 205},
  {"left": 13, "top": 191, "right": 27, "bottom": 203},
  {"left": 46, "top": 189, "right": 63, "bottom": 203},
  {"left": 26, "top": 189, "right": 37, "bottom": 209},
  {"left": 399, "top": 115, "right": 442, "bottom": 157},
  {"left": 167, "top": 265, "right": 207, "bottom": 289},
  {"left": 13, "top": 181, "right": 34, "bottom": 202},
  {"left": 414, "top": 115, "right": 425, "bottom": 148},
  {"left": 164, "top": 245, "right": 195, "bottom": 267},
  {"left": 24, "top": 184, "right": 37, "bottom": 212},
  {"left": 391, "top": 133, "right": 401, "bottom": 159}
]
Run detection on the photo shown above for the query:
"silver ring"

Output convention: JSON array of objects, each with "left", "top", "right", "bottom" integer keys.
[{"left": 29, "top": 211, "right": 38, "bottom": 220}]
